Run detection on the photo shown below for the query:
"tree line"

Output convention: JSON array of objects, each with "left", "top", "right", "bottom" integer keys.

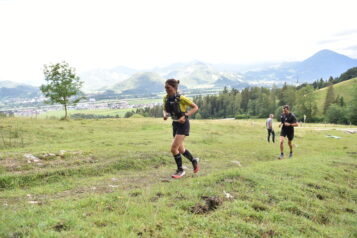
[
  {"left": 308, "top": 67, "right": 357, "bottom": 89},
  {"left": 133, "top": 75, "right": 357, "bottom": 125}
]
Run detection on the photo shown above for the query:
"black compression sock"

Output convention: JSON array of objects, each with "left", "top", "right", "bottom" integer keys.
[
  {"left": 174, "top": 154, "right": 183, "bottom": 171},
  {"left": 182, "top": 150, "right": 194, "bottom": 162}
]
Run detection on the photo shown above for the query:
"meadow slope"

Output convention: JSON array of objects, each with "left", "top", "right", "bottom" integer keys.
[
  {"left": 314, "top": 77, "right": 357, "bottom": 116},
  {"left": 0, "top": 118, "right": 356, "bottom": 237}
]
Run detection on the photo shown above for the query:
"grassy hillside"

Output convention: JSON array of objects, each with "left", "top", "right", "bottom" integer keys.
[
  {"left": 0, "top": 118, "right": 356, "bottom": 237},
  {"left": 314, "top": 77, "right": 357, "bottom": 115}
]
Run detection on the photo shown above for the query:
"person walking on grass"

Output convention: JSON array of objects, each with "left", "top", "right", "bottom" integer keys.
[
  {"left": 279, "top": 105, "right": 298, "bottom": 159},
  {"left": 266, "top": 114, "right": 275, "bottom": 143},
  {"left": 163, "top": 79, "right": 199, "bottom": 179}
]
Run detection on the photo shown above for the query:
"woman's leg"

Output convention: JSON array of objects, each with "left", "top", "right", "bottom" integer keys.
[
  {"left": 171, "top": 135, "right": 185, "bottom": 155},
  {"left": 180, "top": 143, "right": 194, "bottom": 162},
  {"left": 171, "top": 135, "right": 185, "bottom": 171},
  {"left": 178, "top": 142, "right": 185, "bottom": 154},
  {"left": 179, "top": 141, "right": 199, "bottom": 173}
]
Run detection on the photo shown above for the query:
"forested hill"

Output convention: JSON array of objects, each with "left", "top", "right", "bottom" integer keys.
[
  {"left": 134, "top": 74, "right": 357, "bottom": 125},
  {"left": 314, "top": 77, "right": 357, "bottom": 111}
]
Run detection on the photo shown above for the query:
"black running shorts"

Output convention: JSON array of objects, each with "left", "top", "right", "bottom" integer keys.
[
  {"left": 280, "top": 129, "right": 294, "bottom": 141},
  {"left": 172, "top": 119, "right": 190, "bottom": 137}
]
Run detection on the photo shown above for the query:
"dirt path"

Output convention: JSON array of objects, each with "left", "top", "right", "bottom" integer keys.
[{"left": 1, "top": 159, "right": 233, "bottom": 207}]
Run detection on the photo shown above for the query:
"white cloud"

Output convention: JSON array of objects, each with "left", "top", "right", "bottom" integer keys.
[{"left": 0, "top": 0, "right": 357, "bottom": 85}]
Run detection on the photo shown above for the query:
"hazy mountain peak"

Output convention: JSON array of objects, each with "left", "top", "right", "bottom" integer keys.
[
  {"left": 312, "top": 49, "right": 344, "bottom": 57},
  {"left": 0, "top": 80, "right": 21, "bottom": 88},
  {"left": 303, "top": 49, "right": 353, "bottom": 64}
]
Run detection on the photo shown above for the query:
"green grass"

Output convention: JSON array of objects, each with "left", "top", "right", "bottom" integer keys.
[
  {"left": 314, "top": 77, "right": 357, "bottom": 115},
  {"left": 0, "top": 118, "right": 356, "bottom": 237}
]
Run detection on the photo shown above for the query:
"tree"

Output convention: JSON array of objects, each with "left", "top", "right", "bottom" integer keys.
[
  {"left": 349, "top": 84, "right": 357, "bottom": 125},
  {"left": 318, "top": 78, "right": 325, "bottom": 89},
  {"left": 339, "top": 96, "right": 345, "bottom": 107},
  {"left": 323, "top": 84, "right": 335, "bottom": 114},
  {"left": 339, "top": 67, "right": 357, "bottom": 82},
  {"left": 240, "top": 88, "right": 250, "bottom": 113},
  {"left": 325, "top": 104, "right": 348, "bottom": 124},
  {"left": 278, "top": 83, "right": 296, "bottom": 108},
  {"left": 124, "top": 111, "right": 134, "bottom": 118},
  {"left": 295, "top": 85, "right": 318, "bottom": 121},
  {"left": 40, "top": 62, "right": 85, "bottom": 120}
]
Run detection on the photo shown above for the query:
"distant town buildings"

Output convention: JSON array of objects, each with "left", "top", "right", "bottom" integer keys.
[{"left": 0, "top": 99, "right": 162, "bottom": 117}]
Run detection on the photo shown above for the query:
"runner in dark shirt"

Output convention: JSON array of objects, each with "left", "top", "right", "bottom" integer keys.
[
  {"left": 163, "top": 79, "right": 200, "bottom": 179},
  {"left": 279, "top": 105, "right": 298, "bottom": 159}
]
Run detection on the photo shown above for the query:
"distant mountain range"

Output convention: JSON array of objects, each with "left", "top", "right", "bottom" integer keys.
[
  {"left": 79, "top": 66, "right": 138, "bottom": 92},
  {"left": 81, "top": 49, "right": 357, "bottom": 93},
  {"left": 112, "top": 72, "right": 165, "bottom": 95},
  {"left": 0, "top": 81, "right": 22, "bottom": 88},
  {"left": 1, "top": 49, "right": 357, "bottom": 99},
  {"left": 244, "top": 50, "right": 357, "bottom": 85},
  {"left": 0, "top": 84, "right": 40, "bottom": 99}
]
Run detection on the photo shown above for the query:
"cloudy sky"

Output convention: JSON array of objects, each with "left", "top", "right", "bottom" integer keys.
[{"left": 1, "top": 0, "right": 357, "bottom": 85}]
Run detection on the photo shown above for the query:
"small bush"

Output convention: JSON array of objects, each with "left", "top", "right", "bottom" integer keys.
[{"left": 235, "top": 114, "right": 250, "bottom": 119}]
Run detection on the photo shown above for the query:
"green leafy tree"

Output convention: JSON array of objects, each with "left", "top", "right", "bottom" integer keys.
[
  {"left": 295, "top": 85, "right": 318, "bottom": 121},
  {"left": 325, "top": 104, "right": 349, "bottom": 124},
  {"left": 124, "top": 111, "right": 134, "bottom": 118},
  {"left": 40, "top": 62, "right": 85, "bottom": 119}
]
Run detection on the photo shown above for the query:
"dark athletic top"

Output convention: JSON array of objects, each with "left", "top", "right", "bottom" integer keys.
[
  {"left": 163, "top": 94, "right": 193, "bottom": 120},
  {"left": 281, "top": 113, "right": 297, "bottom": 134}
]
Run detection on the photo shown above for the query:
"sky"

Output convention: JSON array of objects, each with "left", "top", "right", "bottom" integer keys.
[{"left": 0, "top": 0, "right": 357, "bottom": 86}]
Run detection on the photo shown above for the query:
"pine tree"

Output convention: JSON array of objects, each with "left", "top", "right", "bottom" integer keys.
[
  {"left": 339, "top": 96, "right": 345, "bottom": 107},
  {"left": 323, "top": 84, "right": 336, "bottom": 114},
  {"left": 349, "top": 85, "right": 357, "bottom": 125},
  {"left": 240, "top": 88, "right": 250, "bottom": 113}
]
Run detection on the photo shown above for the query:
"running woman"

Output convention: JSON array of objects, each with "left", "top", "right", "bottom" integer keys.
[
  {"left": 279, "top": 105, "right": 298, "bottom": 159},
  {"left": 163, "top": 79, "right": 199, "bottom": 179}
]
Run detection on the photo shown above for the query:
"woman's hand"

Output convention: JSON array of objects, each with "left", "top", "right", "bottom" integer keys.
[
  {"left": 178, "top": 116, "right": 186, "bottom": 124},
  {"left": 284, "top": 122, "right": 290, "bottom": 126},
  {"left": 163, "top": 110, "right": 169, "bottom": 120}
]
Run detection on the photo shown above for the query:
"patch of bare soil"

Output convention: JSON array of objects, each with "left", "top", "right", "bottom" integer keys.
[{"left": 191, "top": 196, "right": 223, "bottom": 214}]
